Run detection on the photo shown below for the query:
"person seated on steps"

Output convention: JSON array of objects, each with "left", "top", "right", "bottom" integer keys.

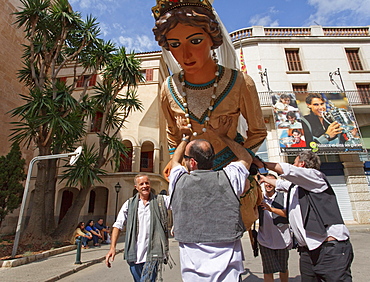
[
  {"left": 85, "top": 219, "right": 103, "bottom": 246},
  {"left": 95, "top": 218, "right": 110, "bottom": 244},
  {"left": 70, "top": 222, "right": 92, "bottom": 249}
]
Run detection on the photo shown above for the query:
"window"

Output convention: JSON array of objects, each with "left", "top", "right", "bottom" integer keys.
[
  {"left": 285, "top": 49, "right": 302, "bottom": 71},
  {"left": 346, "top": 49, "right": 363, "bottom": 70},
  {"left": 88, "top": 190, "right": 96, "bottom": 213},
  {"left": 292, "top": 84, "right": 308, "bottom": 93},
  {"left": 356, "top": 84, "right": 370, "bottom": 104},
  {"left": 58, "top": 190, "right": 73, "bottom": 223},
  {"left": 140, "top": 151, "right": 154, "bottom": 172},
  {"left": 119, "top": 150, "right": 133, "bottom": 172},
  {"left": 58, "top": 77, "right": 67, "bottom": 84},
  {"left": 146, "top": 69, "right": 153, "bottom": 81},
  {"left": 76, "top": 74, "right": 97, "bottom": 87},
  {"left": 90, "top": 111, "right": 103, "bottom": 132}
]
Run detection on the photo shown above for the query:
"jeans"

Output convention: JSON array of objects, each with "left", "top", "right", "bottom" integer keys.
[
  {"left": 81, "top": 236, "right": 88, "bottom": 247},
  {"left": 128, "top": 261, "right": 158, "bottom": 282}
]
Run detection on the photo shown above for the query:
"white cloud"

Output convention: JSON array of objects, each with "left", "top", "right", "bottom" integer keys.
[
  {"left": 117, "top": 35, "right": 157, "bottom": 53},
  {"left": 70, "top": 0, "right": 120, "bottom": 16},
  {"left": 249, "top": 7, "right": 279, "bottom": 27},
  {"left": 249, "top": 15, "right": 279, "bottom": 27},
  {"left": 99, "top": 22, "right": 110, "bottom": 37},
  {"left": 307, "top": 0, "right": 370, "bottom": 25}
]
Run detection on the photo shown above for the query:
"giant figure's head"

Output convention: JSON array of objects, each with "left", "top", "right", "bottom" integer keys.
[{"left": 152, "top": 0, "right": 223, "bottom": 51}]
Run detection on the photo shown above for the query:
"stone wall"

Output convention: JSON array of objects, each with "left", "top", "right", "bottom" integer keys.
[{"left": 0, "top": 0, "right": 33, "bottom": 160}]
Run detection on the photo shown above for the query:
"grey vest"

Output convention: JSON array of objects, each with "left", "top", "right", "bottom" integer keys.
[
  {"left": 171, "top": 170, "right": 245, "bottom": 243},
  {"left": 298, "top": 179, "right": 344, "bottom": 235}
]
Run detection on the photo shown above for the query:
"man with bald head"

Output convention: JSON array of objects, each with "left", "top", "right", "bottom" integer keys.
[{"left": 168, "top": 116, "right": 253, "bottom": 281}]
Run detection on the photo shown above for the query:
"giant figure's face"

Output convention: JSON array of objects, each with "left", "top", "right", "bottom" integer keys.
[
  {"left": 307, "top": 97, "right": 326, "bottom": 117},
  {"left": 166, "top": 23, "right": 214, "bottom": 75}
]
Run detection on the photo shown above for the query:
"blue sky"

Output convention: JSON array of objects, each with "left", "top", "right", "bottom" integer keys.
[{"left": 69, "top": 0, "right": 370, "bottom": 53}]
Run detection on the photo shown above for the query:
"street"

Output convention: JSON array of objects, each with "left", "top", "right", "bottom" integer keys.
[{"left": 59, "top": 231, "right": 369, "bottom": 282}]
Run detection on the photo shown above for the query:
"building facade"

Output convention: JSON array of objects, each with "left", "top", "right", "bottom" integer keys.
[
  {"left": 232, "top": 25, "right": 370, "bottom": 224},
  {"left": 0, "top": 0, "right": 33, "bottom": 160},
  {"left": 42, "top": 52, "right": 171, "bottom": 227},
  {"left": 2, "top": 24, "right": 370, "bottom": 233}
]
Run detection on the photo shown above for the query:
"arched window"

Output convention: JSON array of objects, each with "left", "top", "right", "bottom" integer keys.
[
  {"left": 140, "top": 141, "right": 154, "bottom": 172},
  {"left": 88, "top": 190, "right": 96, "bottom": 213},
  {"left": 59, "top": 190, "right": 73, "bottom": 223},
  {"left": 119, "top": 140, "right": 133, "bottom": 172}
]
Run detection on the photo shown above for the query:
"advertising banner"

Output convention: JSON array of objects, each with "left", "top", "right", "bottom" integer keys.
[{"left": 272, "top": 92, "right": 364, "bottom": 154}]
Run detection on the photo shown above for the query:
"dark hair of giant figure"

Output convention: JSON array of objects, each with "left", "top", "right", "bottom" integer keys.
[{"left": 153, "top": 6, "right": 223, "bottom": 50}]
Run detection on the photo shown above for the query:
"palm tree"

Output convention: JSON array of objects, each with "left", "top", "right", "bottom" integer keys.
[
  {"left": 53, "top": 47, "right": 144, "bottom": 240},
  {"left": 10, "top": 0, "right": 144, "bottom": 245},
  {"left": 10, "top": 0, "right": 101, "bottom": 243}
]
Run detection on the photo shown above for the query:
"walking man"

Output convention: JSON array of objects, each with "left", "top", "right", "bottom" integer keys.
[{"left": 105, "top": 174, "right": 170, "bottom": 282}]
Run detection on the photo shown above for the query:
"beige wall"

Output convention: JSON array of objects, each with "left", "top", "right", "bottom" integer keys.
[{"left": 0, "top": 0, "right": 33, "bottom": 159}]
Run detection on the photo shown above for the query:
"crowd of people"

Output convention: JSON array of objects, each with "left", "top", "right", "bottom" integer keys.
[
  {"left": 102, "top": 116, "right": 353, "bottom": 282},
  {"left": 99, "top": 1, "right": 354, "bottom": 281}
]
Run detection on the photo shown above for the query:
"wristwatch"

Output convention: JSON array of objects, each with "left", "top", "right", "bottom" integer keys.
[{"left": 323, "top": 133, "right": 330, "bottom": 140}]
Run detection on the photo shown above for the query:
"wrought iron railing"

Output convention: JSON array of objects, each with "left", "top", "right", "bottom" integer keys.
[{"left": 257, "top": 90, "right": 370, "bottom": 107}]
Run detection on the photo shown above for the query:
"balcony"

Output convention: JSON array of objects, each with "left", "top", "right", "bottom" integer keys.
[
  {"left": 257, "top": 90, "right": 370, "bottom": 107},
  {"left": 230, "top": 26, "right": 370, "bottom": 43}
]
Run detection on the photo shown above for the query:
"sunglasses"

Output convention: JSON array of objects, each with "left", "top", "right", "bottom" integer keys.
[{"left": 184, "top": 155, "right": 198, "bottom": 162}]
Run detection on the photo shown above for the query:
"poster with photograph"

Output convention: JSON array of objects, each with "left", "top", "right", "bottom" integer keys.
[{"left": 272, "top": 92, "right": 364, "bottom": 154}]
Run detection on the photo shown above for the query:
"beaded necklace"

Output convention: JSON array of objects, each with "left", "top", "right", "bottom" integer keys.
[{"left": 179, "top": 65, "right": 220, "bottom": 137}]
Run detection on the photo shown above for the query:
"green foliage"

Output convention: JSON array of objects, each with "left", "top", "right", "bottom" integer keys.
[
  {"left": 61, "top": 144, "right": 106, "bottom": 188},
  {"left": 0, "top": 144, "right": 26, "bottom": 225},
  {"left": 9, "top": 0, "right": 145, "bottom": 238},
  {"left": 9, "top": 83, "right": 86, "bottom": 150}
]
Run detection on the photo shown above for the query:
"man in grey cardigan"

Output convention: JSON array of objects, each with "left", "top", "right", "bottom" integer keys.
[
  {"left": 105, "top": 174, "right": 170, "bottom": 282},
  {"left": 169, "top": 115, "right": 253, "bottom": 281}
]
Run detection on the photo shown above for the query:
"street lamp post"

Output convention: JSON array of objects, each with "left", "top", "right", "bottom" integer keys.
[
  {"left": 329, "top": 67, "right": 346, "bottom": 93},
  {"left": 114, "top": 182, "right": 122, "bottom": 218},
  {"left": 258, "top": 65, "right": 272, "bottom": 93},
  {"left": 11, "top": 146, "right": 82, "bottom": 258}
]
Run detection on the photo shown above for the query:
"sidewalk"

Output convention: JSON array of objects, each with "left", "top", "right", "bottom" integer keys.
[
  {"left": 0, "top": 238, "right": 125, "bottom": 282},
  {"left": 0, "top": 224, "right": 369, "bottom": 282}
]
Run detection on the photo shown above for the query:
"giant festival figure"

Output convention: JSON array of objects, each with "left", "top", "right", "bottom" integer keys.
[
  {"left": 152, "top": 0, "right": 267, "bottom": 174},
  {"left": 151, "top": 0, "right": 267, "bottom": 280}
]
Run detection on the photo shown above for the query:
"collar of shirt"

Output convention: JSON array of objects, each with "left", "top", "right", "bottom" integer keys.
[{"left": 264, "top": 192, "right": 277, "bottom": 203}]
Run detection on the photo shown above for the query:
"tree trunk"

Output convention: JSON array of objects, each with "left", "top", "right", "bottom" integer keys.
[
  {"left": 51, "top": 185, "right": 92, "bottom": 242},
  {"left": 44, "top": 158, "right": 58, "bottom": 234},
  {"left": 21, "top": 160, "right": 47, "bottom": 244}
]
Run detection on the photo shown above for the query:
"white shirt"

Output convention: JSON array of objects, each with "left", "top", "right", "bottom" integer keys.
[
  {"left": 257, "top": 192, "right": 292, "bottom": 249},
  {"left": 276, "top": 163, "right": 349, "bottom": 250},
  {"left": 169, "top": 162, "right": 249, "bottom": 281},
  {"left": 113, "top": 195, "right": 170, "bottom": 263}
]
